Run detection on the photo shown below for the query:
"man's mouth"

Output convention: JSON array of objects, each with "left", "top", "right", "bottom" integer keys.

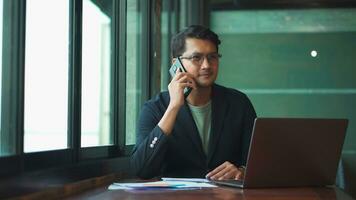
[{"left": 200, "top": 72, "right": 211, "bottom": 77}]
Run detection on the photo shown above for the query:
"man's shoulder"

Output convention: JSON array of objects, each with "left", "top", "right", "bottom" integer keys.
[
  {"left": 213, "top": 84, "right": 248, "bottom": 100},
  {"left": 213, "top": 84, "right": 255, "bottom": 114},
  {"left": 145, "top": 91, "right": 170, "bottom": 107}
]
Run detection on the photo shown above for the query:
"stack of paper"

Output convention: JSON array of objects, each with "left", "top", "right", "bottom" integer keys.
[
  {"left": 161, "top": 177, "right": 210, "bottom": 183},
  {"left": 108, "top": 178, "right": 217, "bottom": 190}
]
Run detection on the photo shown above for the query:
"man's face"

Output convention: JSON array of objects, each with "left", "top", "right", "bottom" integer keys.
[{"left": 179, "top": 38, "right": 219, "bottom": 88}]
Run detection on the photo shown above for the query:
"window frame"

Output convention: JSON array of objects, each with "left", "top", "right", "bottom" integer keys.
[
  {"left": 210, "top": 0, "right": 356, "bottom": 10},
  {"left": 0, "top": 0, "right": 130, "bottom": 177},
  {"left": 1, "top": 0, "right": 26, "bottom": 157}
]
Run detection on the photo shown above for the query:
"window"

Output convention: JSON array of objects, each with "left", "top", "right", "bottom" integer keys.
[
  {"left": 125, "top": 0, "right": 142, "bottom": 145},
  {"left": 210, "top": 8, "right": 356, "bottom": 163},
  {"left": 159, "top": 0, "right": 181, "bottom": 90},
  {"left": 81, "top": 0, "right": 113, "bottom": 147},
  {"left": 0, "top": 0, "right": 3, "bottom": 156},
  {"left": 0, "top": 0, "right": 192, "bottom": 177},
  {"left": 24, "top": 0, "right": 69, "bottom": 152}
]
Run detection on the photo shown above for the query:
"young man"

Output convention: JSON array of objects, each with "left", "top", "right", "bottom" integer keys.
[{"left": 131, "top": 25, "right": 256, "bottom": 180}]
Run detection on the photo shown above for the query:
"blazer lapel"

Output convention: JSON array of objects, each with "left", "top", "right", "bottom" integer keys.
[
  {"left": 207, "top": 84, "right": 228, "bottom": 164},
  {"left": 176, "top": 102, "right": 206, "bottom": 160}
]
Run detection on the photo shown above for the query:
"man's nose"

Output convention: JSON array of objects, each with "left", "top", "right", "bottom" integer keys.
[{"left": 200, "top": 57, "right": 211, "bottom": 69}]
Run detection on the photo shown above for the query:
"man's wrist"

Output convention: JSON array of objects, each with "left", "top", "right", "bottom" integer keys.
[{"left": 167, "top": 102, "right": 181, "bottom": 112}]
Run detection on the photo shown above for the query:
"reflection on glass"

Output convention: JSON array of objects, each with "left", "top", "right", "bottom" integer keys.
[
  {"left": 126, "top": 0, "right": 142, "bottom": 145},
  {"left": 160, "top": 0, "right": 171, "bottom": 90},
  {"left": 81, "top": 0, "right": 112, "bottom": 147},
  {"left": 24, "top": 1, "right": 69, "bottom": 152},
  {"left": 0, "top": 0, "right": 3, "bottom": 155},
  {"left": 210, "top": 8, "right": 356, "bottom": 153}
]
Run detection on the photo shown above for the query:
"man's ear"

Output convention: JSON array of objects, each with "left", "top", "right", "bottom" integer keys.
[{"left": 171, "top": 58, "right": 176, "bottom": 64}]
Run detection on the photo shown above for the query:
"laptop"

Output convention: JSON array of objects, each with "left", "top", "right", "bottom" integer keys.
[{"left": 211, "top": 117, "right": 348, "bottom": 188}]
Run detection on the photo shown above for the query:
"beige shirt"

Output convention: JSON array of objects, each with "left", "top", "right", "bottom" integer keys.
[{"left": 188, "top": 101, "right": 212, "bottom": 155}]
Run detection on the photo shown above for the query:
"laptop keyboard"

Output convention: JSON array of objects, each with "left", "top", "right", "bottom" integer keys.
[{"left": 210, "top": 179, "right": 243, "bottom": 188}]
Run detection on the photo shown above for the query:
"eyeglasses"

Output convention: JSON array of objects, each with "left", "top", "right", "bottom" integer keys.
[{"left": 179, "top": 53, "right": 222, "bottom": 66}]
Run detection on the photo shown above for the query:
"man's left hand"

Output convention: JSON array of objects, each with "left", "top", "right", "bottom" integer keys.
[{"left": 205, "top": 161, "right": 245, "bottom": 180}]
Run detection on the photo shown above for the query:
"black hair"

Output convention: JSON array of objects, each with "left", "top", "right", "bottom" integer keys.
[{"left": 171, "top": 25, "right": 221, "bottom": 58}]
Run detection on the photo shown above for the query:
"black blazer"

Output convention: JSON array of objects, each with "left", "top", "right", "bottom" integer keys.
[{"left": 131, "top": 84, "right": 257, "bottom": 179}]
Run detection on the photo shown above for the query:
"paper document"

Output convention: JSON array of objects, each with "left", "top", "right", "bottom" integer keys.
[
  {"left": 161, "top": 177, "right": 211, "bottom": 183},
  {"left": 108, "top": 180, "right": 217, "bottom": 190}
]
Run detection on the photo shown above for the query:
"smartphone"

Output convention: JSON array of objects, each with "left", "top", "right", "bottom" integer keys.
[{"left": 169, "top": 57, "right": 192, "bottom": 98}]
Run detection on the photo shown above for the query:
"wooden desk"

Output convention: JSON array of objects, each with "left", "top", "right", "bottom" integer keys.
[{"left": 65, "top": 184, "right": 354, "bottom": 200}]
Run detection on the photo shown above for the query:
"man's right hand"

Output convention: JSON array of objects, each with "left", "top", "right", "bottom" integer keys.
[
  {"left": 167, "top": 71, "right": 196, "bottom": 109},
  {"left": 158, "top": 71, "right": 196, "bottom": 135}
]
